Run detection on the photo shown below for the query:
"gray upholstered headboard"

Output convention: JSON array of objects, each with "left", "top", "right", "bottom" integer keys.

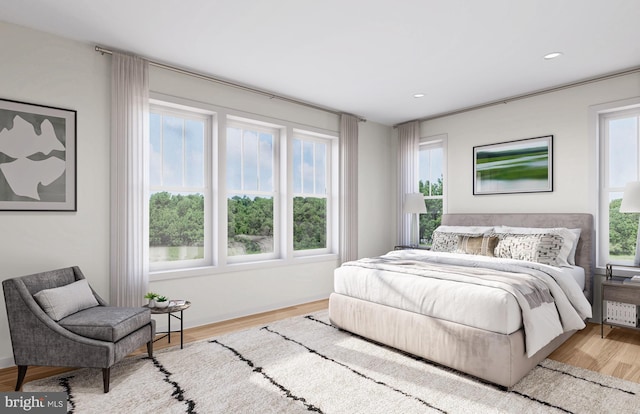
[{"left": 441, "top": 213, "right": 595, "bottom": 303}]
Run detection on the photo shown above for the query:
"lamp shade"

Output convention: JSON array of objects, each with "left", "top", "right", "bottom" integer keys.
[
  {"left": 620, "top": 182, "right": 640, "bottom": 213},
  {"left": 403, "top": 193, "right": 427, "bottom": 214}
]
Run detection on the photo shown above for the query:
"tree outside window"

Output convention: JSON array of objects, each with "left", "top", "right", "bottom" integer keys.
[
  {"left": 418, "top": 139, "right": 444, "bottom": 246},
  {"left": 149, "top": 109, "right": 207, "bottom": 265},
  {"left": 148, "top": 102, "right": 337, "bottom": 273},
  {"left": 226, "top": 124, "right": 275, "bottom": 257},
  {"left": 292, "top": 137, "right": 328, "bottom": 251},
  {"left": 603, "top": 112, "right": 640, "bottom": 264}
]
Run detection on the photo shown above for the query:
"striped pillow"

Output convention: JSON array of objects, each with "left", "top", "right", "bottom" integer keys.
[{"left": 456, "top": 235, "right": 499, "bottom": 257}]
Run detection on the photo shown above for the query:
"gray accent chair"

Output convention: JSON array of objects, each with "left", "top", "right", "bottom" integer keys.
[{"left": 2, "top": 266, "right": 155, "bottom": 393}]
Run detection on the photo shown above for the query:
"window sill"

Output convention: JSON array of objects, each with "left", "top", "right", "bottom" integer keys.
[{"left": 149, "top": 253, "right": 339, "bottom": 281}]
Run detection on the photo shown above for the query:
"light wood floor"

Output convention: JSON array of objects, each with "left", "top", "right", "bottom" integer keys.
[
  {"left": 549, "top": 321, "right": 640, "bottom": 383},
  {"left": 1, "top": 299, "right": 639, "bottom": 391}
]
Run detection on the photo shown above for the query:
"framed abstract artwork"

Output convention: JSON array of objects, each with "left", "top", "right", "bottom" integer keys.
[
  {"left": 0, "top": 98, "right": 76, "bottom": 211},
  {"left": 473, "top": 135, "right": 553, "bottom": 195}
]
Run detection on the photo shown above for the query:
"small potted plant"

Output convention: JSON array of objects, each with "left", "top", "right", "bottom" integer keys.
[
  {"left": 154, "top": 295, "right": 169, "bottom": 308},
  {"left": 144, "top": 292, "right": 158, "bottom": 307}
]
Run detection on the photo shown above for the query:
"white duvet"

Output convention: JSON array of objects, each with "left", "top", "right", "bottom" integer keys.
[{"left": 335, "top": 249, "right": 592, "bottom": 357}]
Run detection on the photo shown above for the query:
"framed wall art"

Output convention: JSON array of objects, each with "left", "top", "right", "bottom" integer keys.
[
  {"left": 473, "top": 135, "right": 553, "bottom": 195},
  {"left": 0, "top": 98, "right": 76, "bottom": 211}
]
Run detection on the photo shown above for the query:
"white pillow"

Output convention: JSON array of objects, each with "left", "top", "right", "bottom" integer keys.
[
  {"left": 567, "top": 228, "right": 582, "bottom": 265},
  {"left": 34, "top": 279, "right": 100, "bottom": 321}
]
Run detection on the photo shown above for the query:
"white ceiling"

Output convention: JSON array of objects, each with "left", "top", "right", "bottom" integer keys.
[{"left": 2, "top": 0, "right": 640, "bottom": 126}]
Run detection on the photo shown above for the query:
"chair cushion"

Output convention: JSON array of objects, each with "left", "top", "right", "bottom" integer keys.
[
  {"left": 59, "top": 306, "right": 151, "bottom": 342},
  {"left": 33, "top": 279, "right": 99, "bottom": 321}
]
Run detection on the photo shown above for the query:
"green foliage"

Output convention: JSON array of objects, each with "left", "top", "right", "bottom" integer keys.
[
  {"left": 150, "top": 192, "right": 327, "bottom": 255},
  {"left": 418, "top": 179, "right": 443, "bottom": 245},
  {"left": 149, "top": 192, "right": 204, "bottom": 247},
  {"left": 227, "top": 196, "right": 274, "bottom": 254},
  {"left": 609, "top": 198, "right": 639, "bottom": 257},
  {"left": 227, "top": 195, "right": 274, "bottom": 237},
  {"left": 420, "top": 176, "right": 443, "bottom": 197},
  {"left": 293, "top": 197, "right": 326, "bottom": 250}
]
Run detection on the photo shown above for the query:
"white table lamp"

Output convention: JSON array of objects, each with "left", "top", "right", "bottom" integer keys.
[
  {"left": 404, "top": 193, "right": 427, "bottom": 247},
  {"left": 619, "top": 181, "right": 640, "bottom": 266}
]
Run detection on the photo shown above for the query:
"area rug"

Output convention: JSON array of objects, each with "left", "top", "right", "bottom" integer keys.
[{"left": 24, "top": 311, "right": 640, "bottom": 413}]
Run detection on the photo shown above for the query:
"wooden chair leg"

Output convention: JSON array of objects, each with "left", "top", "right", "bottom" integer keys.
[
  {"left": 15, "top": 365, "right": 28, "bottom": 391},
  {"left": 102, "top": 367, "right": 110, "bottom": 393},
  {"left": 147, "top": 340, "right": 153, "bottom": 358}
]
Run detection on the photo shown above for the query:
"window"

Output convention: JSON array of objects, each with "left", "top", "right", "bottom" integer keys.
[
  {"left": 418, "top": 135, "right": 446, "bottom": 246},
  {"left": 599, "top": 106, "right": 640, "bottom": 265},
  {"left": 226, "top": 120, "right": 277, "bottom": 260},
  {"left": 148, "top": 101, "right": 338, "bottom": 275},
  {"left": 149, "top": 105, "right": 211, "bottom": 270},
  {"left": 292, "top": 134, "right": 330, "bottom": 252}
]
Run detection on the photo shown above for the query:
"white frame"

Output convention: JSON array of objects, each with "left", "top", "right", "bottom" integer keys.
[
  {"left": 418, "top": 134, "right": 447, "bottom": 245},
  {"left": 291, "top": 130, "right": 335, "bottom": 257},
  {"left": 147, "top": 94, "right": 340, "bottom": 280},
  {"left": 225, "top": 117, "right": 280, "bottom": 263},
  {"left": 598, "top": 105, "right": 640, "bottom": 267},
  {"left": 148, "top": 103, "right": 214, "bottom": 272}
]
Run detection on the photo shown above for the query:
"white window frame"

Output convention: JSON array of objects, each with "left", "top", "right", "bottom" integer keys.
[
  {"left": 418, "top": 134, "right": 447, "bottom": 243},
  {"left": 225, "top": 117, "right": 281, "bottom": 264},
  {"left": 147, "top": 96, "right": 339, "bottom": 280},
  {"left": 593, "top": 97, "right": 640, "bottom": 269},
  {"left": 290, "top": 130, "right": 336, "bottom": 257},
  {"left": 148, "top": 102, "right": 214, "bottom": 272}
]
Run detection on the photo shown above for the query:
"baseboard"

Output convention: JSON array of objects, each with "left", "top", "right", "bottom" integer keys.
[
  {"left": 213, "top": 294, "right": 329, "bottom": 325},
  {"left": 180, "top": 294, "right": 329, "bottom": 332},
  {"left": 0, "top": 356, "right": 15, "bottom": 370}
]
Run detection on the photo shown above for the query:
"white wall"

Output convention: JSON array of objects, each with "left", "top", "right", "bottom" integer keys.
[
  {"left": 422, "top": 73, "right": 640, "bottom": 215},
  {"left": 358, "top": 121, "right": 395, "bottom": 258},
  {"left": 0, "top": 21, "right": 395, "bottom": 368},
  {"left": 0, "top": 22, "right": 111, "bottom": 368}
]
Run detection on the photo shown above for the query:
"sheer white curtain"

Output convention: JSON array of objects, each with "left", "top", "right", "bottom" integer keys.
[
  {"left": 110, "top": 53, "right": 149, "bottom": 307},
  {"left": 340, "top": 114, "right": 358, "bottom": 263},
  {"left": 397, "top": 121, "right": 420, "bottom": 245}
]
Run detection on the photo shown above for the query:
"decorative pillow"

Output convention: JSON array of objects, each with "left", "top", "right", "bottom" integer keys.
[
  {"left": 33, "top": 279, "right": 99, "bottom": 321},
  {"left": 430, "top": 226, "right": 494, "bottom": 253},
  {"left": 495, "top": 233, "right": 573, "bottom": 267},
  {"left": 456, "top": 235, "right": 499, "bottom": 257},
  {"left": 434, "top": 225, "right": 495, "bottom": 234},
  {"left": 493, "top": 226, "right": 578, "bottom": 266},
  {"left": 431, "top": 231, "right": 460, "bottom": 252}
]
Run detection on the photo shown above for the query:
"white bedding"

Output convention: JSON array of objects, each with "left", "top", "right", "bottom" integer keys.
[
  {"left": 566, "top": 265, "right": 585, "bottom": 290},
  {"left": 334, "top": 249, "right": 592, "bottom": 357}
]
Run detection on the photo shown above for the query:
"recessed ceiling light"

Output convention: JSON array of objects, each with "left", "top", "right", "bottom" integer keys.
[
  {"left": 413, "top": 93, "right": 425, "bottom": 98},
  {"left": 544, "top": 52, "right": 563, "bottom": 60}
]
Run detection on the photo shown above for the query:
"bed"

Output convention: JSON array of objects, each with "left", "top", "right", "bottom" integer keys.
[{"left": 328, "top": 213, "right": 594, "bottom": 388}]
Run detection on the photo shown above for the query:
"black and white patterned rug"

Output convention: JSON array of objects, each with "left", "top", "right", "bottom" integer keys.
[{"left": 24, "top": 311, "right": 640, "bottom": 413}]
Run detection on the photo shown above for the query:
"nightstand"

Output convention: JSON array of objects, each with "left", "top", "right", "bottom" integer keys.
[{"left": 601, "top": 264, "right": 640, "bottom": 338}]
